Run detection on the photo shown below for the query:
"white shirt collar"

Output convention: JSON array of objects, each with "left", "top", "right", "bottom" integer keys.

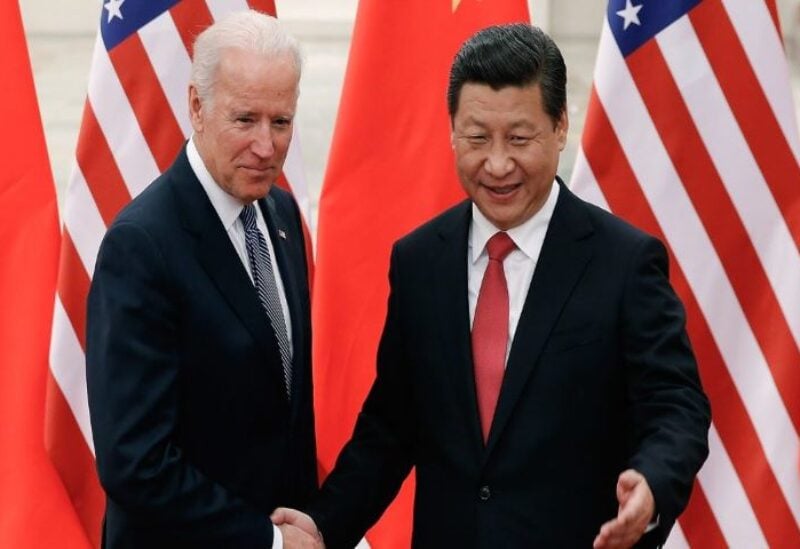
[
  {"left": 187, "top": 136, "right": 246, "bottom": 232},
  {"left": 470, "top": 180, "right": 560, "bottom": 263}
]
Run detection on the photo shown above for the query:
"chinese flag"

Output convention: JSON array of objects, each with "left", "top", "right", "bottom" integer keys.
[
  {"left": 0, "top": 3, "right": 90, "bottom": 548},
  {"left": 312, "top": 1, "right": 530, "bottom": 546}
]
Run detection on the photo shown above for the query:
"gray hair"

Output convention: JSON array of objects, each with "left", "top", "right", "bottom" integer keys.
[{"left": 190, "top": 10, "right": 302, "bottom": 105}]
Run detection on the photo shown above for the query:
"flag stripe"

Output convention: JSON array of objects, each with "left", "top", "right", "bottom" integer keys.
[
  {"left": 75, "top": 104, "right": 131, "bottom": 227},
  {"left": 569, "top": 151, "right": 609, "bottom": 212},
  {"left": 86, "top": 36, "right": 160, "bottom": 197},
  {"left": 138, "top": 11, "right": 193, "bottom": 138},
  {"left": 50, "top": 298, "right": 93, "bottom": 451},
  {"left": 627, "top": 40, "right": 800, "bottom": 436},
  {"left": 579, "top": 85, "right": 799, "bottom": 544},
  {"left": 721, "top": 0, "right": 800, "bottom": 161},
  {"left": 56, "top": 233, "right": 91, "bottom": 350},
  {"left": 63, "top": 166, "right": 108, "bottom": 278},
  {"left": 664, "top": 523, "right": 690, "bottom": 549},
  {"left": 44, "top": 374, "right": 104, "bottom": 548},
  {"left": 208, "top": 0, "right": 251, "bottom": 22},
  {"left": 169, "top": 0, "right": 214, "bottom": 57},
  {"left": 690, "top": 1, "right": 800, "bottom": 246},
  {"left": 276, "top": 172, "right": 315, "bottom": 286},
  {"left": 678, "top": 483, "right": 727, "bottom": 549},
  {"left": 761, "top": 0, "right": 781, "bottom": 34},
  {"left": 282, "top": 126, "right": 312, "bottom": 228},
  {"left": 246, "top": 0, "right": 278, "bottom": 16},
  {"left": 657, "top": 16, "right": 800, "bottom": 348},
  {"left": 107, "top": 34, "right": 185, "bottom": 173},
  {"left": 686, "top": 292, "right": 800, "bottom": 542},
  {"left": 700, "top": 426, "right": 769, "bottom": 545}
]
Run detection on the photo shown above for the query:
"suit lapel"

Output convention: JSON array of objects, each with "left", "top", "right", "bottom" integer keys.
[
  {"left": 170, "top": 148, "right": 289, "bottom": 405},
  {"left": 485, "top": 183, "right": 595, "bottom": 456},
  {"left": 433, "top": 202, "right": 485, "bottom": 457}
]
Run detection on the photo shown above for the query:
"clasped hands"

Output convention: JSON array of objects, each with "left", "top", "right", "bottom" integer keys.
[
  {"left": 271, "top": 507, "right": 324, "bottom": 549},
  {"left": 270, "top": 469, "right": 653, "bottom": 549}
]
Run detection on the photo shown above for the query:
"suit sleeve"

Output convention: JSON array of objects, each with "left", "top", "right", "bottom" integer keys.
[
  {"left": 86, "top": 221, "right": 273, "bottom": 547},
  {"left": 307, "top": 244, "right": 415, "bottom": 549},
  {"left": 621, "top": 236, "right": 711, "bottom": 544}
]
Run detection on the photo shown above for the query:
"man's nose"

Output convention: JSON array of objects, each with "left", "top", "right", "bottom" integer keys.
[
  {"left": 483, "top": 142, "right": 514, "bottom": 177},
  {"left": 251, "top": 123, "right": 275, "bottom": 158}
]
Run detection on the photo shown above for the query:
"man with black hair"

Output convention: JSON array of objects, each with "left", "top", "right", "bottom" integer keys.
[{"left": 274, "top": 24, "right": 710, "bottom": 548}]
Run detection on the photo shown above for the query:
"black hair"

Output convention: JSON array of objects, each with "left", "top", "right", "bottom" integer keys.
[{"left": 447, "top": 23, "right": 567, "bottom": 125}]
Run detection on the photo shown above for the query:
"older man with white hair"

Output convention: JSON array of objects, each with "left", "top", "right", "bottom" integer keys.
[{"left": 86, "top": 10, "right": 319, "bottom": 548}]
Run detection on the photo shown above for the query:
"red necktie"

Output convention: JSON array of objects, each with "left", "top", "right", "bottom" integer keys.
[{"left": 472, "top": 231, "right": 516, "bottom": 443}]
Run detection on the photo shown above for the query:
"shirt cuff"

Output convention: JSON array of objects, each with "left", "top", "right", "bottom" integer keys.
[{"left": 272, "top": 523, "right": 283, "bottom": 549}]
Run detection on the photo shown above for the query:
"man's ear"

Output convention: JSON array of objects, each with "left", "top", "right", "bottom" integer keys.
[
  {"left": 188, "top": 84, "right": 204, "bottom": 133},
  {"left": 556, "top": 108, "right": 569, "bottom": 152}
]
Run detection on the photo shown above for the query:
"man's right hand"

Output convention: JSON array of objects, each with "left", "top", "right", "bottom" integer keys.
[
  {"left": 272, "top": 508, "right": 323, "bottom": 548},
  {"left": 277, "top": 523, "right": 323, "bottom": 549}
]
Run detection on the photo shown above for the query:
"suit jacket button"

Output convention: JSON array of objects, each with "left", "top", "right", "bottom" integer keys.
[{"left": 479, "top": 485, "right": 491, "bottom": 501}]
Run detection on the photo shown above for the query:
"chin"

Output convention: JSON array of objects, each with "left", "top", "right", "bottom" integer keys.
[
  {"left": 487, "top": 212, "right": 522, "bottom": 231},
  {"left": 241, "top": 182, "right": 273, "bottom": 201}
]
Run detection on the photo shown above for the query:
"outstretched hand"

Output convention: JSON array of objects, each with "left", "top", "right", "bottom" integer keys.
[
  {"left": 593, "top": 469, "right": 655, "bottom": 549},
  {"left": 272, "top": 507, "right": 324, "bottom": 548}
]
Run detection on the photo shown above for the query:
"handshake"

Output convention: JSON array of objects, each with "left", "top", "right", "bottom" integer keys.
[{"left": 271, "top": 508, "right": 325, "bottom": 549}]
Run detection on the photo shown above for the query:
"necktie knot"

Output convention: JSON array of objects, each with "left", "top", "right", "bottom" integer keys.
[
  {"left": 239, "top": 203, "right": 257, "bottom": 230},
  {"left": 486, "top": 232, "right": 516, "bottom": 262}
]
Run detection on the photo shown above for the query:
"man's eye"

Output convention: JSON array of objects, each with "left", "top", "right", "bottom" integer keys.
[
  {"left": 236, "top": 117, "right": 253, "bottom": 124},
  {"left": 466, "top": 135, "right": 488, "bottom": 145},
  {"left": 509, "top": 135, "right": 532, "bottom": 145}
]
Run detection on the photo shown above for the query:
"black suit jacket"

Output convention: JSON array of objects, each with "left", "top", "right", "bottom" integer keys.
[
  {"left": 309, "top": 181, "right": 710, "bottom": 548},
  {"left": 86, "top": 146, "right": 317, "bottom": 548}
]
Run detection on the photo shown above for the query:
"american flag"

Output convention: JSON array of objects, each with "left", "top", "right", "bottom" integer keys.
[
  {"left": 571, "top": 0, "right": 800, "bottom": 546},
  {"left": 45, "top": 1, "right": 313, "bottom": 545}
]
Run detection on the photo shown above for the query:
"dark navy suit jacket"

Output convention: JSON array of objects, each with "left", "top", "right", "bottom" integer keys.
[
  {"left": 87, "top": 146, "right": 317, "bottom": 548},
  {"left": 309, "top": 181, "right": 709, "bottom": 548}
]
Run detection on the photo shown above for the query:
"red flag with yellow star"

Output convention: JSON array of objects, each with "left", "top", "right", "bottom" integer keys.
[{"left": 313, "top": 1, "right": 530, "bottom": 546}]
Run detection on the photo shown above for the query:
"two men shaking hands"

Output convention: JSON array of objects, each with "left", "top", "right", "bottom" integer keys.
[{"left": 86, "top": 10, "right": 710, "bottom": 549}]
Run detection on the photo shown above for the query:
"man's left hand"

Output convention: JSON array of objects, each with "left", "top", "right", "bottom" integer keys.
[{"left": 593, "top": 469, "right": 655, "bottom": 549}]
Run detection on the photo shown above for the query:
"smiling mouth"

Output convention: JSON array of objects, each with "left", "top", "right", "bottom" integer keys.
[{"left": 481, "top": 183, "right": 521, "bottom": 196}]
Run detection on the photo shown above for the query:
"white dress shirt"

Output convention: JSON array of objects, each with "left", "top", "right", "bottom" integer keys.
[
  {"left": 187, "top": 138, "right": 288, "bottom": 549},
  {"left": 468, "top": 181, "right": 560, "bottom": 364},
  {"left": 187, "top": 137, "right": 292, "bottom": 346}
]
